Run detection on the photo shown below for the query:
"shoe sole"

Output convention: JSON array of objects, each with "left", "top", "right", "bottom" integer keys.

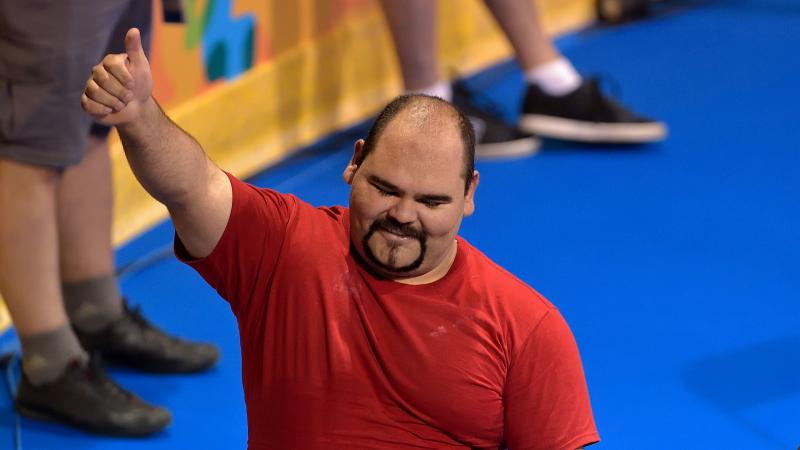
[
  {"left": 102, "top": 349, "right": 219, "bottom": 373},
  {"left": 475, "top": 136, "right": 541, "bottom": 160},
  {"left": 16, "top": 401, "right": 170, "bottom": 437},
  {"left": 520, "top": 114, "right": 667, "bottom": 143}
]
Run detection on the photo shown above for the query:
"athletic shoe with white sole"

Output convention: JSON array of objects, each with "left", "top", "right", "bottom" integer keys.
[
  {"left": 519, "top": 78, "right": 667, "bottom": 143},
  {"left": 452, "top": 82, "right": 541, "bottom": 159}
]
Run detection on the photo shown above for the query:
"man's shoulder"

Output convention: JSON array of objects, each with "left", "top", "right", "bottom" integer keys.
[
  {"left": 458, "top": 238, "right": 555, "bottom": 315},
  {"left": 232, "top": 176, "right": 348, "bottom": 223},
  {"left": 288, "top": 201, "right": 350, "bottom": 244},
  {"left": 314, "top": 204, "right": 349, "bottom": 222}
]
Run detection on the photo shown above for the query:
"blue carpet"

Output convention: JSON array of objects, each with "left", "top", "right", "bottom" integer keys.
[{"left": 1, "top": 0, "right": 798, "bottom": 448}]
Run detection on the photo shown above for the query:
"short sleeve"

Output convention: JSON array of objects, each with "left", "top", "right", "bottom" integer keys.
[
  {"left": 503, "top": 309, "right": 599, "bottom": 450},
  {"left": 175, "top": 172, "right": 297, "bottom": 317}
]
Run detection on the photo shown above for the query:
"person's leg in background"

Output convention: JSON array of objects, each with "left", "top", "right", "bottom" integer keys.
[
  {"left": 482, "top": 0, "right": 667, "bottom": 143},
  {"left": 380, "top": 0, "right": 446, "bottom": 97},
  {"left": 59, "top": 124, "right": 220, "bottom": 374},
  {"left": 380, "top": 0, "right": 540, "bottom": 158}
]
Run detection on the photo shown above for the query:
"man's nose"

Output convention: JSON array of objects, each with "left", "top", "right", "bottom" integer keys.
[{"left": 387, "top": 196, "right": 418, "bottom": 225}]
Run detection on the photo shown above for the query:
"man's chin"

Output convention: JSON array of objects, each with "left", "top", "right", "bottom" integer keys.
[
  {"left": 369, "top": 257, "right": 421, "bottom": 276},
  {"left": 363, "top": 248, "right": 424, "bottom": 277}
]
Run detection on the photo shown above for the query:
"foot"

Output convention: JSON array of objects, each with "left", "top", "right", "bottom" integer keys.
[
  {"left": 16, "top": 357, "right": 171, "bottom": 436},
  {"left": 76, "top": 299, "right": 219, "bottom": 373},
  {"left": 452, "top": 82, "right": 541, "bottom": 159},
  {"left": 519, "top": 77, "right": 667, "bottom": 143}
]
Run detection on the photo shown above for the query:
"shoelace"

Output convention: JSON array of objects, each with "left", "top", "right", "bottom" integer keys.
[
  {"left": 123, "top": 304, "right": 178, "bottom": 347},
  {"left": 78, "top": 357, "right": 135, "bottom": 403},
  {"left": 125, "top": 305, "right": 153, "bottom": 330}
]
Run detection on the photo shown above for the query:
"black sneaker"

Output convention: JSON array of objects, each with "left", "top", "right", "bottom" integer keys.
[
  {"left": 519, "top": 77, "right": 667, "bottom": 143},
  {"left": 452, "top": 82, "right": 541, "bottom": 159},
  {"left": 16, "top": 357, "right": 171, "bottom": 436},
  {"left": 76, "top": 299, "right": 219, "bottom": 373}
]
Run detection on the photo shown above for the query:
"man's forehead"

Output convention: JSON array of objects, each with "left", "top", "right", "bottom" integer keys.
[
  {"left": 389, "top": 101, "right": 460, "bottom": 133},
  {"left": 375, "top": 112, "right": 463, "bottom": 161}
]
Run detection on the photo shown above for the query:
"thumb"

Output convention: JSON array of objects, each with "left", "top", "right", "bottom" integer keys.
[{"left": 124, "top": 28, "right": 147, "bottom": 66}]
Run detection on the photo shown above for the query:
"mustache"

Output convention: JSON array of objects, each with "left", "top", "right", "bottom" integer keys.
[{"left": 370, "top": 217, "right": 426, "bottom": 241}]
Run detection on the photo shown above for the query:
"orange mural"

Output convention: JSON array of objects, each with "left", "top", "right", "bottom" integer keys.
[{"left": 150, "top": 0, "right": 375, "bottom": 109}]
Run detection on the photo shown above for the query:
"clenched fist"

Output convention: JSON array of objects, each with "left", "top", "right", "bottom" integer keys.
[{"left": 81, "top": 28, "right": 152, "bottom": 126}]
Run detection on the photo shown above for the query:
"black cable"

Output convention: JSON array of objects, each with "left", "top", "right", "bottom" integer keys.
[{"left": 115, "top": 244, "right": 174, "bottom": 281}]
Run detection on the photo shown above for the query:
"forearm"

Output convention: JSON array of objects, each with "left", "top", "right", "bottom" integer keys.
[
  {"left": 83, "top": 28, "right": 233, "bottom": 257},
  {"left": 117, "top": 97, "right": 214, "bottom": 209}
]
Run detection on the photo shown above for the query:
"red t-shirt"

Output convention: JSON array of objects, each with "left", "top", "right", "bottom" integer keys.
[{"left": 177, "top": 174, "right": 599, "bottom": 450}]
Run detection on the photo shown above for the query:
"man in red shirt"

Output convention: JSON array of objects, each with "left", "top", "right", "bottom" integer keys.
[{"left": 82, "top": 28, "right": 599, "bottom": 449}]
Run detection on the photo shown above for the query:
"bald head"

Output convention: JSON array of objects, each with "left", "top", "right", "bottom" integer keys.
[{"left": 356, "top": 95, "right": 476, "bottom": 192}]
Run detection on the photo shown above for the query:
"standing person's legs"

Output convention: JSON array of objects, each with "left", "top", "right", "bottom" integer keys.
[
  {"left": 380, "top": 0, "right": 539, "bottom": 157},
  {"left": 382, "top": 0, "right": 571, "bottom": 94},
  {"left": 0, "top": 0, "right": 171, "bottom": 436}
]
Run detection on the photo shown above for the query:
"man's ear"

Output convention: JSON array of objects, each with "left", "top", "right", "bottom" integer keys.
[
  {"left": 343, "top": 139, "right": 365, "bottom": 185},
  {"left": 463, "top": 170, "right": 479, "bottom": 217}
]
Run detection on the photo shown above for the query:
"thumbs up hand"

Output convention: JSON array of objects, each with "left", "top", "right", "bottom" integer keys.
[{"left": 82, "top": 28, "right": 153, "bottom": 126}]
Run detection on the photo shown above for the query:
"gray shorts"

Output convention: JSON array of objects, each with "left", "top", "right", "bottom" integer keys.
[{"left": 0, "top": 0, "right": 152, "bottom": 168}]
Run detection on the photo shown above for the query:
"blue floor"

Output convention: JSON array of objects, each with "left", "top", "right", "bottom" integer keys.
[{"left": 1, "top": 0, "right": 798, "bottom": 448}]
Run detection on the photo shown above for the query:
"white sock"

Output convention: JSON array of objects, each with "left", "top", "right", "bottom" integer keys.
[
  {"left": 524, "top": 58, "right": 582, "bottom": 96},
  {"left": 408, "top": 81, "right": 453, "bottom": 102}
]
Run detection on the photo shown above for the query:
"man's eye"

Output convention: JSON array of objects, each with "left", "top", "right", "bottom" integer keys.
[
  {"left": 422, "top": 200, "right": 442, "bottom": 209},
  {"left": 375, "top": 186, "right": 395, "bottom": 197}
]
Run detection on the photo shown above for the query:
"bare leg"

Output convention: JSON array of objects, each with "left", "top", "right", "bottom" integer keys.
[
  {"left": 380, "top": 0, "right": 440, "bottom": 91},
  {"left": 482, "top": 0, "right": 560, "bottom": 70},
  {"left": 57, "top": 135, "right": 124, "bottom": 332},
  {"left": 57, "top": 135, "right": 115, "bottom": 282},
  {"left": 0, "top": 158, "right": 67, "bottom": 335}
]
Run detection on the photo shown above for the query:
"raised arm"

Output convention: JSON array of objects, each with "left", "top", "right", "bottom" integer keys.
[{"left": 81, "top": 28, "right": 230, "bottom": 258}]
